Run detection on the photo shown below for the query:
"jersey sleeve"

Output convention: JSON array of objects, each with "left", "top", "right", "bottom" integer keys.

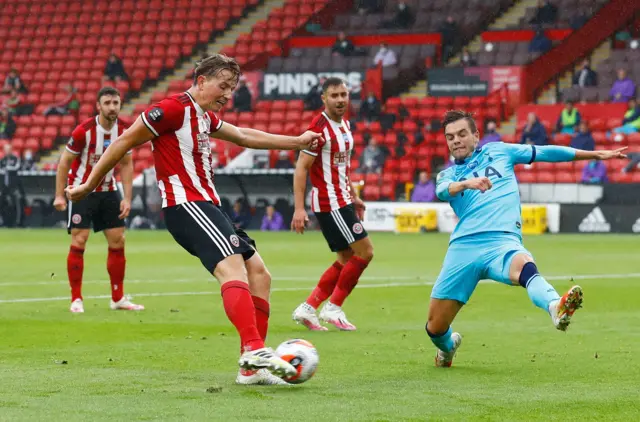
[
  {"left": 208, "top": 111, "right": 224, "bottom": 133},
  {"left": 141, "top": 98, "right": 185, "bottom": 137},
  {"left": 66, "top": 125, "right": 87, "bottom": 155},
  {"left": 435, "top": 169, "right": 455, "bottom": 201},
  {"left": 496, "top": 143, "right": 536, "bottom": 165},
  {"left": 302, "top": 118, "right": 327, "bottom": 157}
]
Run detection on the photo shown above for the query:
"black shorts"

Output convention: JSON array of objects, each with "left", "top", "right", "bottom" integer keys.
[
  {"left": 315, "top": 204, "right": 368, "bottom": 252},
  {"left": 222, "top": 210, "right": 257, "bottom": 260},
  {"left": 67, "top": 191, "right": 125, "bottom": 234},
  {"left": 163, "top": 201, "right": 254, "bottom": 274}
]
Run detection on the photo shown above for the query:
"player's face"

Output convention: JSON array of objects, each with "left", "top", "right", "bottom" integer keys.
[
  {"left": 97, "top": 95, "right": 121, "bottom": 122},
  {"left": 322, "top": 84, "right": 349, "bottom": 118},
  {"left": 198, "top": 70, "right": 238, "bottom": 112},
  {"left": 444, "top": 119, "right": 479, "bottom": 160}
]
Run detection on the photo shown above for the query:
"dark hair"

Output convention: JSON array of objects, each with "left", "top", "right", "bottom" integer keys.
[
  {"left": 193, "top": 54, "right": 241, "bottom": 85},
  {"left": 97, "top": 86, "right": 121, "bottom": 102},
  {"left": 442, "top": 110, "right": 477, "bottom": 133},
  {"left": 322, "top": 77, "right": 347, "bottom": 93}
]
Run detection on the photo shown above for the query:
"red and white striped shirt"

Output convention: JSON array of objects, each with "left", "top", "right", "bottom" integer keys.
[
  {"left": 303, "top": 112, "right": 354, "bottom": 213},
  {"left": 66, "top": 116, "right": 129, "bottom": 192},
  {"left": 141, "top": 92, "right": 223, "bottom": 208}
]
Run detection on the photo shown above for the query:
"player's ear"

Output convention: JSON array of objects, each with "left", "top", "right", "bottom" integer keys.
[{"left": 196, "top": 75, "right": 207, "bottom": 90}]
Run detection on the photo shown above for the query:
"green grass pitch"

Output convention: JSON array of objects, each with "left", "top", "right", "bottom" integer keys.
[{"left": 1, "top": 230, "right": 639, "bottom": 421}]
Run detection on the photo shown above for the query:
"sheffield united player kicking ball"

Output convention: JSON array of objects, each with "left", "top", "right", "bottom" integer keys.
[
  {"left": 66, "top": 54, "right": 322, "bottom": 385},
  {"left": 291, "top": 77, "right": 374, "bottom": 332},
  {"left": 53, "top": 87, "right": 143, "bottom": 313}
]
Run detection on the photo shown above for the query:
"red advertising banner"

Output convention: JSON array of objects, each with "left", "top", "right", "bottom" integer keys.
[{"left": 488, "top": 66, "right": 524, "bottom": 109}]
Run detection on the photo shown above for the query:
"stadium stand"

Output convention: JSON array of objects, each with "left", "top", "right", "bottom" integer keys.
[
  {"left": 326, "top": 0, "right": 513, "bottom": 36},
  {"left": 1, "top": 0, "right": 638, "bottom": 193},
  {"left": 0, "top": 0, "right": 260, "bottom": 163}
]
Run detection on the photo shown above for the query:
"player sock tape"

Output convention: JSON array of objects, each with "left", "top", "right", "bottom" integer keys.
[{"left": 519, "top": 262, "right": 539, "bottom": 288}]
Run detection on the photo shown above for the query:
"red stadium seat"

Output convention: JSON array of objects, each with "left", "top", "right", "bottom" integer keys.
[
  {"left": 362, "top": 185, "right": 381, "bottom": 201},
  {"left": 380, "top": 184, "right": 396, "bottom": 200},
  {"left": 516, "top": 172, "right": 536, "bottom": 183}
]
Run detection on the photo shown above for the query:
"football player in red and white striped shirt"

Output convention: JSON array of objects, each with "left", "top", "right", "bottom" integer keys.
[
  {"left": 291, "top": 77, "right": 375, "bottom": 332},
  {"left": 66, "top": 54, "right": 322, "bottom": 385},
  {"left": 54, "top": 87, "right": 143, "bottom": 313}
]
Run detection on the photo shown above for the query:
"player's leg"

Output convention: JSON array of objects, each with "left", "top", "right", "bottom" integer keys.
[
  {"left": 221, "top": 215, "right": 276, "bottom": 348},
  {"left": 507, "top": 253, "right": 583, "bottom": 331},
  {"left": 68, "top": 228, "right": 89, "bottom": 312},
  {"left": 244, "top": 252, "right": 271, "bottom": 343},
  {"left": 319, "top": 205, "right": 371, "bottom": 330},
  {"left": 237, "top": 250, "right": 290, "bottom": 385},
  {"left": 293, "top": 249, "right": 350, "bottom": 331},
  {"left": 427, "top": 240, "right": 481, "bottom": 367},
  {"left": 95, "top": 192, "right": 142, "bottom": 311},
  {"left": 165, "top": 202, "right": 295, "bottom": 378},
  {"left": 306, "top": 249, "right": 350, "bottom": 310},
  {"left": 67, "top": 197, "right": 92, "bottom": 313},
  {"left": 427, "top": 298, "right": 464, "bottom": 366},
  {"left": 328, "top": 235, "right": 373, "bottom": 307},
  {"left": 102, "top": 226, "right": 143, "bottom": 310}
]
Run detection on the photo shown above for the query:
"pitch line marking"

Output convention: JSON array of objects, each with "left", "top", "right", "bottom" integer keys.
[
  {"left": 1, "top": 272, "right": 639, "bottom": 304},
  {"left": 0, "top": 272, "right": 639, "bottom": 288}
]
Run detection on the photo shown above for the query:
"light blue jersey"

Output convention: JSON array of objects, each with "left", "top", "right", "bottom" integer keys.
[
  {"left": 436, "top": 143, "right": 575, "bottom": 243},
  {"left": 432, "top": 143, "right": 576, "bottom": 303}
]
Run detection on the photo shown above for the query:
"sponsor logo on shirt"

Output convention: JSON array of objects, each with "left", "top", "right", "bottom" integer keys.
[
  {"left": 333, "top": 151, "right": 348, "bottom": 165},
  {"left": 148, "top": 107, "right": 163, "bottom": 122},
  {"left": 197, "top": 133, "right": 210, "bottom": 152}
]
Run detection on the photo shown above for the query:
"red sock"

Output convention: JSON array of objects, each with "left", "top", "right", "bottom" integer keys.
[
  {"left": 221, "top": 281, "right": 264, "bottom": 353},
  {"left": 252, "top": 296, "right": 270, "bottom": 342},
  {"left": 107, "top": 247, "right": 125, "bottom": 302},
  {"left": 306, "top": 261, "right": 343, "bottom": 309},
  {"left": 67, "top": 246, "right": 84, "bottom": 301},
  {"left": 329, "top": 256, "right": 370, "bottom": 307}
]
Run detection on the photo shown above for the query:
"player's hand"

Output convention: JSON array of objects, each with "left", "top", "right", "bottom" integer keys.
[
  {"left": 53, "top": 195, "right": 67, "bottom": 212},
  {"left": 296, "top": 131, "right": 323, "bottom": 151},
  {"left": 65, "top": 184, "right": 92, "bottom": 202},
  {"left": 119, "top": 199, "right": 131, "bottom": 220},
  {"left": 596, "top": 147, "right": 627, "bottom": 160},
  {"left": 353, "top": 196, "right": 366, "bottom": 220},
  {"left": 291, "top": 208, "right": 309, "bottom": 234},
  {"left": 463, "top": 177, "right": 492, "bottom": 193}
]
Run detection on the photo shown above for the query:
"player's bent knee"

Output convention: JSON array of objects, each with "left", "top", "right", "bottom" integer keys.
[
  {"left": 509, "top": 253, "right": 535, "bottom": 286},
  {"left": 71, "top": 230, "right": 89, "bottom": 249},
  {"left": 249, "top": 264, "right": 272, "bottom": 297},
  {"left": 213, "top": 254, "right": 249, "bottom": 284},
  {"left": 352, "top": 238, "right": 374, "bottom": 261},
  {"left": 109, "top": 235, "right": 125, "bottom": 249}
]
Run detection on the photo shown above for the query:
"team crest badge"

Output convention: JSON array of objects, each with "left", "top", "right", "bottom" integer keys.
[
  {"left": 72, "top": 214, "right": 82, "bottom": 224},
  {"left": 352, "top": 222, "right": 363, "bottom": 234},
  {"left": 230, "top": 234, "right": 240, "bottom": 247}
]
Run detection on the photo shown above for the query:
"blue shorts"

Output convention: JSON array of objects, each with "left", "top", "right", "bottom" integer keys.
[{"left": 431, "top": 232, "right": 532, "bottom": 304}]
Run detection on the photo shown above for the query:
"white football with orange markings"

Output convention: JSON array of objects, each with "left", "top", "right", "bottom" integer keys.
[{"left": 275, "top": 339, "right": 319, "bottom": 384}]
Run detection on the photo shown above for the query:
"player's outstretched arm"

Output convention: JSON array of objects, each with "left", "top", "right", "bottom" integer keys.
[
  {"left": 215, "top": 122, "right": 322, "bottom": 151},
  {"left": 66, "top": 118, "right": 154, "bottom": 202},
  {"left": 526, "top": 145, "right": 627, "bottom": 163},
  {"left": 573, "top": 147, "right": 627, "bottom": 161},
  {"left": 291, "top": 152, "right": 315, "bottom": 234}
]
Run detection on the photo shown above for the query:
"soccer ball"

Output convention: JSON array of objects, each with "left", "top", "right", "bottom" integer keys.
[{"left": 275, "top": 339, "right": 319, "bottom": 384}]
